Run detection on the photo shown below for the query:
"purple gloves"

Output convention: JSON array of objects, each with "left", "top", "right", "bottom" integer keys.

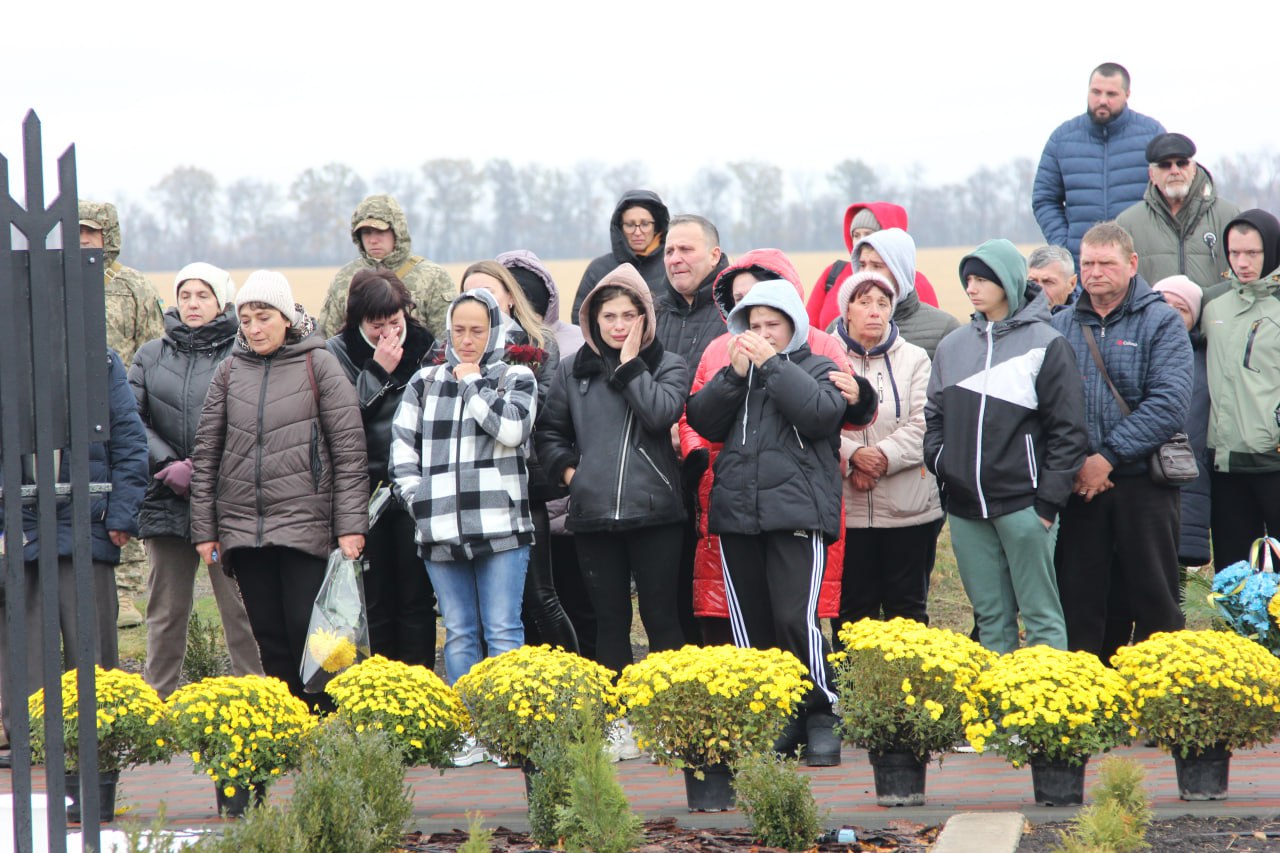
[{"left": 155, "top": 457, "right": 194, "bottom": 498}]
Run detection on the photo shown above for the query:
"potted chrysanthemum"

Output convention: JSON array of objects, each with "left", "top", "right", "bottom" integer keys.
[
  {"left": 961, "top": 646, "right": 1134, "bottom": 806},
  {"left": 830, "top": 618, "right": 995, "bottom": 806},
  {"left": 28, "top": 667, "right": 172, "bottom": 822},
  {"left": 615, "top": 645, "right": 810, "bottom": 812},
  {"left": 453, "top": 645, "right": 619, "bottom": 769},
  {"left": 325, "top": 655, "right": 469, "bottom": 768},
  {"left": 1112, "top": 629, "right": 1280, "bottom": 800},
  {"left": 165, "top": 675, "right": 317, "bottom": 816}
]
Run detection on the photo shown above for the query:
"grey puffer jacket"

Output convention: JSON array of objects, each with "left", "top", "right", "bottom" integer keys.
[
  {"left": 190, "top": 315, "right": 370, "bottom": 562},
  {"left": 129, "top": 307, "right": 239, "bottom": 539}
]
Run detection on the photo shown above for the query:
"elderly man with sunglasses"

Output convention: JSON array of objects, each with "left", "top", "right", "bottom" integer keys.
[{"left": 1117, "top": 132, "right": 1241, "bottom": 290}]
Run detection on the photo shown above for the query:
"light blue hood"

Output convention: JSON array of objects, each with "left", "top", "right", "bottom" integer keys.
[{"left": 726, "top": 279, "right": 810, "bottom": 354}]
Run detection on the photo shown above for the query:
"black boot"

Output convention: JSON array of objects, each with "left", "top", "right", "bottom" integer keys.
[
  {"left": 803, "top": 712, "right": 842, "bottom": 767},
  {"left": 773, "top": 711, "right": 807, "bottom": 758}
]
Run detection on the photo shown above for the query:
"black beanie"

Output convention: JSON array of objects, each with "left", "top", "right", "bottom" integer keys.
[
  {"left": 960, "top": 256, "right": 1001, "bottom": 286},
  {"left": 509, "top": 266, "right": 552, "bottom": 318}
]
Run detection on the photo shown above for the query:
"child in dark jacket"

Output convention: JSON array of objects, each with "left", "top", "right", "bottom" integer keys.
[{"left": 686, "top": 280, "right": 847, "bottom": 767}]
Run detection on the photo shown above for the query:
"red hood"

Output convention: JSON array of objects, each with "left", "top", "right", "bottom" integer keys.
[
  {"left": 842, "top": 202, "right": 910, "bottom": 253},
  {"left": 711, "top": 248, "right": 802, "bottom": 320}
]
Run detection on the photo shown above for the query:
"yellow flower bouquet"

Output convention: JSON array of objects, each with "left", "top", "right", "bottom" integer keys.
[
  {"left": 831, "top": 618, "right": 994, "bottom": 762},
  {"left": 166, "top": 675, "right": 316, "bottom": 794},
  {"left": 325, "top": 655, "right": 469, "bottom": 768},
  {"left": 615, "top": 645, "right": 810, "bottom": 771},
  {"left": 453, "top": 645, "right": 620, "bottom": 765},
  {"left": 1112, "top": 629, "right": 1280, "bottom": 757},
  {"left": 961, "top": 646, "right": 1134, "bottom": 767},
  {"left": 27, "top": 667, "right": 171, "bottom": 773}
]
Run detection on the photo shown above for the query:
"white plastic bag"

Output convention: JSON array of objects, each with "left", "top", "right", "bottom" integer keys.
[{"left": 300, "top": 548, "right": 371, "bottom": 693}]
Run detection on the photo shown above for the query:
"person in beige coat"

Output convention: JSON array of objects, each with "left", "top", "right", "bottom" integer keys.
[
  {"left": 834, "top": 271, "right": 941, "bottom": 629},
  {"left": 191, "top": 271, "right": 368, "bottom": 709}
]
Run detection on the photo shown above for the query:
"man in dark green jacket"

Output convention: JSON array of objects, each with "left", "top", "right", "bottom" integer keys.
[{"left": 1116, "top": 133, "right": 1240, "bottom": 290}]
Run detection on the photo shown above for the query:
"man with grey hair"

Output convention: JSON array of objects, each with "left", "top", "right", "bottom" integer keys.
[
  {"left": 1116, "top": 132, "right": 1240, "bottom": 289},
  {"left": 655, "top": 214, "right": 730, "bottom": 366},
  {"left": 1027, "top": 245, "right": 1079, "bottom": 310}
]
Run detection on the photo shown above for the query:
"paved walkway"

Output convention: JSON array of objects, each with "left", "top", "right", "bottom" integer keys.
[{"left": 4, "top": 741, "right": 1279, "bottom": 834}]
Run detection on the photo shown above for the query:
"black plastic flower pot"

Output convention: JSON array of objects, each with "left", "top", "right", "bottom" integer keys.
[{"left": 868, "top": 750, "right": 928, "bottom": 807}]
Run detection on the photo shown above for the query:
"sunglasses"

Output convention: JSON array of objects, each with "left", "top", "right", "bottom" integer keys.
[{"left": 1154, "top": 158, "right": 1191, "bottom": 170}]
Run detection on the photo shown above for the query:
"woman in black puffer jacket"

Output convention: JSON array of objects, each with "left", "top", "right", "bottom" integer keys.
[
  {"left": 129, "top": 263, "right": 263, "bottom": 698},
  {"left": 326, "top": 268, "right": 438, "bottom": 668}
]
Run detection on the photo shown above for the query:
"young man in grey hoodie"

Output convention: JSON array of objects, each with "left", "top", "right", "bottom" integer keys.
[{"left": 849, "top": 228, "right": 960, "bottom": 361}]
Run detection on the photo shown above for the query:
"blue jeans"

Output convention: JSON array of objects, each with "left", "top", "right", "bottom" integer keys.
[{"left": 425, "top": 546, "right": 530, "bottom": 684}]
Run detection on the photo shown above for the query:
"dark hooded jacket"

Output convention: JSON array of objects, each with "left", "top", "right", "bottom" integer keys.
[
  {"left": 570, "top": 190, "right": 671, "bottom": 321},
  {"left": 805, "top": 201, "right": 941, "bottom": 328},
  {"left": 686, "top": 281, "right": 847, "bottom": 543},
  {"left": 325, "top": 320, "right": 436, "bottom": 488},
  {"left": 925, "top": 240, "right": 1088, "bottom": 522},
  {"left": 4, "top": 351, "right": 148, "bottom": 564},
  {"left": 190, "top": 310, "right": 370, "bottom": 562},
  {"left": 129, "top": 306, "right": 239, "bottom": 539},
  {"left": 654, "top": 252, "right": 731, "bottom": 366},
  {"left": 536, "top": 264, "right": 690, "bottom": 532},
  {"left": 319, "top": 195, "right": 455, "bottom": 340}
]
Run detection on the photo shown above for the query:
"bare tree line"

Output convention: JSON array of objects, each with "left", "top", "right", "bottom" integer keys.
[{"left": 114, "top": 152, "right": 1280, "bottom": 271}]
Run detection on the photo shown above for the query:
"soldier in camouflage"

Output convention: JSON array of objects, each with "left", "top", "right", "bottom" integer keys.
[
  {"left": 79, "top": 200, "right": 165, "bottom": 628},
  {"left": 319, "top": 194, "right": 455, "bottom": 340}
]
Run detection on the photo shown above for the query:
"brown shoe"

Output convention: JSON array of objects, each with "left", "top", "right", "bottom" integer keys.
[{"left": 117, "top": 597, "right": 143, "bottom": 629}]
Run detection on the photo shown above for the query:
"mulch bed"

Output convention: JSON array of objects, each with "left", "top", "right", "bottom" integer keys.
[{"left": 1018, "top": 816, "right": 1280, "bottom": 851}]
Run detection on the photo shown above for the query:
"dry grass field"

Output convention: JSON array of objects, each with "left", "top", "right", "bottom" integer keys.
[{"left": 143, "top": 245, "right": 1034, "bottom": 327}]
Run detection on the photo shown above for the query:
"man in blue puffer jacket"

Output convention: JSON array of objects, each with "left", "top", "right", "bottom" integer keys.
[
  {"left": 1033, "top": 62, "right": 1166, "bottom": 266},
  {"left": 1051, "top": 222, "right": 1192, "bottom": 662}
]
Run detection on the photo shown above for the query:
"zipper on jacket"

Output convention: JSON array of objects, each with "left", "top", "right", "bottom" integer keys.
[
  {"left": 636, "top": 445, "right": 671, "bottom": 487},
  {"left": 973, "top": 327, "right": 995, "bottom": 517},
  {"left": 181, "top": 352, "right": 197, "bottom": 457},
  {"left": 614, "top": 409, "right": 634, "bottom": 520},
  {"left": 1024, "top": 434, "right": 1039, "bottom": 489},
  {"left": 255, "top": 359, "right": 271, "bottom": 545},
  {"left": 454, "top": 392, "right": 465, "bottom": 538},
  {"left": 1244, "top": 318, "right": 1264, "bottom": 372}
]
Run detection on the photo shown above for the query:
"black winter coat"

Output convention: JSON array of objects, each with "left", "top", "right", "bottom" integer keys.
[
  {"left": 128, "top": 308, "right": 239, "bottom": 539},
  {"left": 326, "top": 322, "right": 435, "bottom": 489},
  {"left": 1179, "top": 328, "right": 1211, "bottom": 564},
  {"left": 685, "top": 347, "right": 846, "bottom": 543},
  {"left": 535, "top": 338, "right": 690, "bottom": 532},
  {"left": 570, "top": 190, "right": 671, "bottom": 321}
]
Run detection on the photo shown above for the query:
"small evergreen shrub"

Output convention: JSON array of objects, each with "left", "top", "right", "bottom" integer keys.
[
  {"left": 1052, "top": 756, "right": 1152, "bottom": 853},
  {"left": 182, "top": 610, "right": 229, "bottom": 684},
  {"left": 458, "top": 812, "right": 494, "bottom": 853},
  {"left": 734, "top": 752, "right": 824, "bottom": 851},
  {"left": 555, "top": 724, "right": 642, "bottom": 853}
]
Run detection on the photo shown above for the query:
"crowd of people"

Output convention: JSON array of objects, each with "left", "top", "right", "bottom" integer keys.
[{"left": 2, "top": 60, "right": 1277, "bottom": 771}]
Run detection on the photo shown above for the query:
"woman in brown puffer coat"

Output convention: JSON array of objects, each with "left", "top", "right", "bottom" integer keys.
[{"left": 191, "top": 270, "right": 369, "bottom": 709}]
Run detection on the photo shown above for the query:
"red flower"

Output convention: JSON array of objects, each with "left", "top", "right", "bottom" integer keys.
[{"left": 504, "top": 344, "right": 546, "bottom": 369}]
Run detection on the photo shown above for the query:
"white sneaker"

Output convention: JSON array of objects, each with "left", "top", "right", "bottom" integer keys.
[
  {"left": 606, "top": 719, "right": 642, "bottom": 762},
  {"left": 453, "top": 737, "right": 490, "bottom": 767}
]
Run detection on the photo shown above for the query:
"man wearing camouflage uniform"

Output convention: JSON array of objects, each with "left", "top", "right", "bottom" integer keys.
[
  {"left": 79, "top": 200, "right": 165, "bottom": 628},
  {"left": 319, "top": 195, "right": 454, "bottom": 340}
]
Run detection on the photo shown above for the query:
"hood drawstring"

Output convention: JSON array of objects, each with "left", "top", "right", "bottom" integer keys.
[{"left": 740, "top": 364, "right": 753, "bottom": 444}]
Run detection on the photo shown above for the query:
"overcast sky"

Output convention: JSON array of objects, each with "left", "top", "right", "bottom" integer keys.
[{"left": 3, "top": 0, "right": 1276, "bottom": 207}]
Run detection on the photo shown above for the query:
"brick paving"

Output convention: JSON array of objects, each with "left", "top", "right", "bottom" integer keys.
[{"left": 4, "top": 741, "right": 1278, "bottom": 834}]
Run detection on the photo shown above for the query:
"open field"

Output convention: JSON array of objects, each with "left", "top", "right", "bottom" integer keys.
[{"left": 143, "top": 245, "right": 1041, "bottom": 328}]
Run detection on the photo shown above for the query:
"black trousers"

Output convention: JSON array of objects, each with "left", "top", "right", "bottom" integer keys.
[
  {"left": 362, "top": 504, "right": 436, "bottom": 669},
  {"left": 551, "top": 533, "right": 595, "bottom": 660},
  {"left": 230, "top": 546, "right": 333, "bottom": 712},
  {"left": 1210, "top": 470, "right": 1280, "bottom": 571},
  {"left": 720, "top": 530, "right": 835, "bottom": 715},
  {"left": 1055, "top": 476, "right": 1183, "bottom": 661},
  {"left": 834, "top": 523, "right": 936, "bottom": 643},
  {"left": 522, "top": 502, "right": 579, "bottom": 653},
  {"left": 574, "top": 523, "right": 684, "bottom": 676}
]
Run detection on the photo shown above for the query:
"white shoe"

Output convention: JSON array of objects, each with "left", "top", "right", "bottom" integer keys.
[
  {"left": 606, "top": 719, "right": 642, "bottom": 762},
  {"left": 453, "top": 737, "right": 489, "bottom": 767}
]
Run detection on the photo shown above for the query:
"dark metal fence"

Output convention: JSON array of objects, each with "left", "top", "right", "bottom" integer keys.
[{"left": 1, "top": 110, "right": 111, "bottom": 852}]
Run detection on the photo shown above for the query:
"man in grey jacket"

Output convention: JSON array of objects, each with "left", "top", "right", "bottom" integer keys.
[
  {"left": 1116, "top": 133, "right": 1240, "bottom": 289},
  {"left": 849, "top": 229, "right": 960, "bottom": 361}
]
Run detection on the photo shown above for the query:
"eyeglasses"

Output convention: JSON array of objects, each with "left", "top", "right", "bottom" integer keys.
[
  {"left": 1153, "top": 158, "right": 1191, "bottom": 170},
  {"left": 621, "top": 220, "right": 655, "bottom": 233},
  {"left": 1228, "top": 249, "right": 1264, "bottom": 260}
]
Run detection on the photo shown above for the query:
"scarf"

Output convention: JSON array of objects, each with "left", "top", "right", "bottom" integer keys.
[{"left": 839, "top": 318, "right": 903, "bottom": 418}]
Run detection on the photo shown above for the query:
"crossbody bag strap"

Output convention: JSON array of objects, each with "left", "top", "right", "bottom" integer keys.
[{"left": 1080, "top": 325, "right": 1132, "bottom": 418}]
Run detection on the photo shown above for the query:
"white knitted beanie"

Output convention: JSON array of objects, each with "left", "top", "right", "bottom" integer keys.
[
  {"left": 174, "top": 262, "right": 236, "bottom": 307},
  {"left": 235, "top": 270, "right": 297, "bottom": 323}
]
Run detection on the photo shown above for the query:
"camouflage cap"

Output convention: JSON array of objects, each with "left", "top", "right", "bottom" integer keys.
[{"left": 354, "top": 217, "right": 391, "bottom": 231}]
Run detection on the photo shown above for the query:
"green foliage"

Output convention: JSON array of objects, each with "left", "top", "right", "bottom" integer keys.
[
  {"left": 526, "top": 737, "right": 574, "bottom": 848},
  {"left": 1181, "top": 566, "right": 1227, "bottom": 631},
  {"left": 182, "top": 610, "right": 229, "bottom": 684},
  {"left": 117, "top": 805, "right": 207, "bottom": 852},
  {"left": 288, "top": 719, "right": 414, "bottom": 853},
  {"left": 457, "top": 812, "right": 494, "bottom": 853},
  {"left": 733, "top": 752, "right": 824, "bottom": 851},
  {"left": 554, "top": 722, "right": 643, "bottom": 853},
  {"left": 191, "top": 804, "right": 306, "bottom": 853},
  {"left": 1052, "top": 756, "right": 1151, "bottom": 853}
]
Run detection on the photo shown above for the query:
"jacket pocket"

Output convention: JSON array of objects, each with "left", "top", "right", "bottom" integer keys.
[
  {"left": 1024, "top": 434, "right": 1039, "bottom": 489},
  {"left": 635, "top": 445, "right": 672, "bottom": 488},
  {"left": 310, "top": 421, "right": 323, "bottom": 492}
]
